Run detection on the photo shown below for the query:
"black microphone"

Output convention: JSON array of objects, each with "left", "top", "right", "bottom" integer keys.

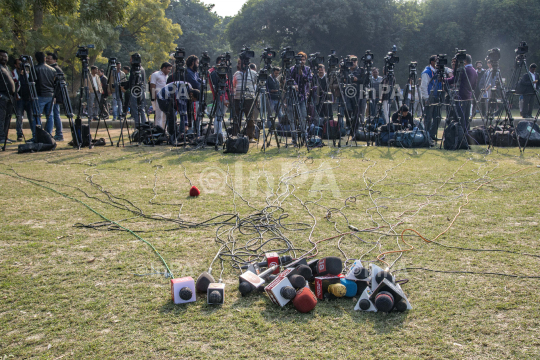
[
  {"left": 239, "top": 265, "right": 279, "bottom": 296},
  {"left": 240, "top": 255, "right": 293, "bottom": 269},
  {"left": 312, "top": 256, "right": 342, "bottom": 276},
  {"left": 195, "top": 268, "right": 215, "bottom": 293},
  {"left": 280, "top": 286, "right": 297, "bottom": 300}
]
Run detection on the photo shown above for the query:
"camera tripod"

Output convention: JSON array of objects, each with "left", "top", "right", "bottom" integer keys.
[
  {"left": 54, "top": 72, "right": 80, "bottom": 149},
  {"left": 204, "top": 66, "right": 233, "bottom": 151},
  {"left": 379, "top": 61, "right": 401, "bottom": 147},
  {"left": 506, "top": 49, "right": 539, "bottom": 152},
  {"left": 1, "top": 64, "right": 20, "bottom": 151},
  {"left": 106, "top": 60, "right": 131, "bottom": 147}
]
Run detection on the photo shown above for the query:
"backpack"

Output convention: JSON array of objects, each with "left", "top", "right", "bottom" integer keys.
[
  {"left": 223, "top": 135, "right": 249, "bottom": 154},
  {"left": 443, "top": 121, "right": 469, "bottom": 150},
  {"left": 322, "top": 119, "right": 345, "bottom": 139},
  {"left": 466, "top": 126, "right": 489, "bottom": 146},
  {"left": 516, "top": 120, "right": 540, "bottom": 147},
  {"left": 394, "top": 129, "right": 431, "bottom": 148}
]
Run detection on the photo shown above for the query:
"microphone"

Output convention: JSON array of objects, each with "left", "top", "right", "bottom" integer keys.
[
  {"left": 240, "top": 255, "right": 293, "bottom": 269},
  {"left": 369, "top": 278, "right": 409, "bottom": 313},
  {"left": 340, "top": 278, "right": 357, "bottom": 297},
  {"left": 288, "top": 264, "right": 313, "bottom": 282},
  {"left": 195, "top": 269, "right": 215, "bottom": 293},
  {"left": 171, "top": 276, "right": 196, "bottom": 304},
  {"left": 288, "top": 274, "right": 307, "bottom": 289},
  {"left": 354, "top": 286, "right": 377, "bottom": 312},
  {"left": 207, "top": 283, "right": 225, "bottom": 305},
  {"left": 312, "top": 256, "right": 342, "bottom": 276},
  {"left": 239, "top": 265, "right": 278, "bottom": 296},
  {"left": 265, "top": 268, "right": 295, "bottom": 307},
  {"left": 327, "top": 283, "right": 347, "bottom": 297},
  {"left": 280, "top": 286, "right": 297, "bottom": 300},
  {"left": 292, "top": 287, "right": 317, "bottom": 313}
]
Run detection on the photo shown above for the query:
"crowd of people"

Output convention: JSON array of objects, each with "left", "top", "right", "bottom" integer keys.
[{"left": 0, "top": 48, "right": 538, "bottom": 147}]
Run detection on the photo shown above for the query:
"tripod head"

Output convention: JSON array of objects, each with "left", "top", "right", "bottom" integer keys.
[
  {"left": 19, "top": 55, "right": 37, "bottom": 81},
  {"left": 200, "top": 51, "right": 211, "bottom": 73},
  {"left": 76, "top": 44, "right": 94, "bottom": 76},
  {"left": 173, "top": 46, "right": 186, "bottom": 78},
  {"left": 308, "top": 52, "right": 324, "bottom": 72},
  {"left": 514, "top": 41, "right": 528, "bottom": 66},
  {"left": 280, "top": 46, "right": 295, "bottom": 70},
  {"left": 384, "top": 45, "right": 399, "bottom": 76},
  {"left": 362, "top": 50, "right": 374, "bottom": 73},
  {"left": 408, "top": 62, "right": 418, "bottom": 79}
]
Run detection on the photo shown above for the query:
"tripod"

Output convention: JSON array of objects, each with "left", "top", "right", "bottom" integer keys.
[
  {"left": 379, "top": 60, "right": 400, "bottom": 147},
  {"left": 204, "top": 67, "right": 233, "bottom": 150},
  {"left": 1, "top": 64, "right": 20, "bottom": 151},
  {"left": 54, "top": 72, "right": 80, "bottom": 149}
]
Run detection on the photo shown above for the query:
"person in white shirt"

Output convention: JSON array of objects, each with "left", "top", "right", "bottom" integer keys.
[
  {"left": 88, "top": 65, "right": 103, "bottom": 121},
  {"left": 150, "top": 62, "right": 172, "bottom": 129}
]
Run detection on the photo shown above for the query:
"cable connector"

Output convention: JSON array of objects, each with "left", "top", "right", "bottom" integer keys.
[{"left": 348, "top": 225, "right": 359, "bottom": 232}]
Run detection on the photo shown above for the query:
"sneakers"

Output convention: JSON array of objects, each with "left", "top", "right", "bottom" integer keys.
[
  {"left": 0, "top": 138, "right": 13, "bottom": 144},
  {"left": 54, "top": 135, "right": 65, "bottom": 142},
  {"left": 17, "top": 136, "right": 24, "bottom": 142}
]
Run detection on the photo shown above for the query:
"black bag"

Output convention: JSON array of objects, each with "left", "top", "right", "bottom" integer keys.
[
  {"left": 322, "top": 120, "right": 345, "bottom": 139},
  {"left": 376, "top": 130, "right": 395, "bottom": 146},
  {"left": 131, "top": 124, "right": 166, "bottom": 145},
  {"left": 35, "top": 126, "right": 57, "bottom": 147},
  {"left": 366, "top": 117, "right": 385, "bottom": 132},
  {"left": 18, "top": 142, "right": 56, "bottom": 153},
  {"left": 443, "top": 121, "right": 469, "bottom": 150},
  {"left": 466, "top": 126, "right": 489, "bottom": 145},
  {"left": 355, "top": 128, "right": 375, "bottom": 142},
  {"left": 516, "top": 121, "right": 540, "bottom": 147},
  {"left": 394, "top": 130, "right": 431, "bottom": 148},
  {"left": 492, "top": 129, "right": 517, "bottom": 147},
  {"left": 223, "top": 135, "right": 249, "bottom": 154}
]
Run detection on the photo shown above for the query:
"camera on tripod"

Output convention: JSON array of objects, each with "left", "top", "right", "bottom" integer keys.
[
  {"left": 341, "top": 56, "right": 354, "bottom": 69},
  {"left": 361, "top": 50, "right": 374, "bottom": 64},
  {"left": 200, "top": 51, "right": 211, "bottom": 68},
  {"left": 131, "top": 53, "right": 142, "bottom": 66},
  {"left": 409, "top": 61, "right": 417, "bottom": 75},
  {"left": 19, "top": 55, "right": 32, "bottom": 64},
  {"left": 76, "top": 45, "right": 94, "bottom": 59},
  {"left": 294, "top": 54, "right": 303, "bottom": 66},
  {"left": 281, "top": 47, "right": 295, "bottom": 61},
  {"left": 174, "top": 47, "right": 186, "bottom": 61},
  {"left": 455, "top": 49, "right": 467, "bottom": 63},
  {"left": 486, "top": 48, "right": 501, "bottom": 63},
  {"left": 328, "top": 50, "right": 339, "bottom": 69},
  {"left": 258, "top": 68, "right": 269, "bottom": 83},
  {"left": 516, "top": 41, "right": 528, "bottom": 55},
  {"left": 262, "top": 47, "right": 277, "bottom": 61},
  {"left": 308, "top": 52, "right": 324, "bottom": 69},
  {"left": 240, "top": 46, "right": 255, "bottom": 61},
  {"left": 384, "top": 52, "right": 399, "bottom": 66},
  {"left": 108, "top": 57, "right": 117, "bottom": 67}
]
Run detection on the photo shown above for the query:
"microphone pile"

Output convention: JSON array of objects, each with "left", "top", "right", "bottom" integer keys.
[{"left": 171, "top": 253, "right": 411, "bottom": 314}]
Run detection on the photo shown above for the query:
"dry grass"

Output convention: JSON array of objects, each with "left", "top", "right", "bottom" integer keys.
[{"left": 1, "top": 128, "right": 540, "bottom": 359}]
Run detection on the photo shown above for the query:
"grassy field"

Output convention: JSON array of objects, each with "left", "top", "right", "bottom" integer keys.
[{"left": 1, "top": 129, "right": 539, "bottom": 359}]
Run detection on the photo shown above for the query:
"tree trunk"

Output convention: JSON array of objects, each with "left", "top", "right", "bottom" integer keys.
[{"left": 33, "top": 0, "right": 44, "bottom": 30}]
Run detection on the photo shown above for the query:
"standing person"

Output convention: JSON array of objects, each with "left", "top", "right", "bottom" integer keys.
[
  {"left": 33, "top": 52, "right": 56, "bottom": 132},
  {"left": 121, "top": 66, "right": 130, "bottom": 117},
  {"left": 125, "top": 54, "right": 147, "bottom": 127},
  {"left": 370, "top": 67, "right": 383, "bottom": 116},
  {"left": 185, "top": 55, "right": 202, "bottom": 134},
  {"left": 420, "top": 55, "right": 441, "bottom": 140},
  {"left": 0, "top": 50, "right": 15, "bottom": 144},
  {"left": 14, "top": 58, "right": 36, "bottom": 141},
  {"left": 232, "top": 58, "right": 258, "bottom": 141},
  {"left": 472, "top": 61, "right": 485, "bottom": 117},
  {"left": 315, "top": 64, "right": 331, "bottom": 125},
  {"left": 11, "top": 58, "right": 23, "bottom": 141},
  {"left": 149, "top": 62, "right": 172, "bottom": 130},
  {"left": 45, "top": 52, "right": 64, "bottom": 141},
  {"left": 289, "top": 51, "right": 313, "bottom": 144},
  {"left": 98, "top": 68, "right": 108, "bottom": 108},
  {"left": 446, "top": 54, "right": 478, "bottom": 131},
  {"left": 266, "top": 66, "right": 281, "bottom": 128},
  {"left": 517, "top": 63, "right": 538, "bottom": 118},
  {"left": 109, "top": 62, "right": 126, "bottom": 121},
  {"left": 87, "top": 65, "right": 103, "bottom": 121}
]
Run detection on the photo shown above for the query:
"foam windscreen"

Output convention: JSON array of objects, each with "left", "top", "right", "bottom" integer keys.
[
  {"left": 313, "top": 257, "right": 342, "bottom": 276},
  {"left": 179, "top": 287, "right": 193, "bottom": 301},
  {"left": 280, "top": 286, "right": 297, "bottom": 300},
  {"left": 374, "top": 291, "right": 394, "bottom": 312},
  {"left": 208, "top": 290, "right": 222, "bottom": 304},
  {"left": 292, "top": 287, "right": 317, "bottom": 313},
  {"left": 289, "top": 275, "right": 306, "bottom": 289},
  {"left": 195, "top": 271, "right": 215, "bottom": 293}
]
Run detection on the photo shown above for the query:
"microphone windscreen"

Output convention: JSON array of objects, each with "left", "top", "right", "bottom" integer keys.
[
  {"left": 179, "top": 287, "right": 193, "bottom": 301},
  {"left": 208, "top": 290, "right": 222, "bottom": 304},
  {"left": 328, "top": 283, "right": 347, "bottom": 297},
  {"left": 395, "top": 298, "right": 408, "bottom": 312},
  {"left": 280, "top": 286, "right": 297, "bottom": 300},
  {"left": 189, "top": 185, "right": 201, "bottom": 197},
  {"left": 267, "top": 274, "right": 277, "bottom": 283},
  {"left": 374, "top": 291, "right": 394, "bottom": 312},
  {"left": 289, "top": 275, "right": 306, "bottom": 289},
  {"left": 359, "top": 299, "right": 371, "bottom": 310},
  {"left": 340, "top": 278, "right": 357, "bottom": 297},
  {"left": 292, "top": 287, "right": 317, "bottom": 313},
  {"left": 295, "top": 265, "right": 313, "bottom": 281},
  {"left": 239, "top": 281, "right": 253, "bottom": 296},
  {"left": 195, "top": 272, "right": 215, "bottom": 293},
  {"left": 314, "top": 257, "right": 342, "bottom": 276},
  {"left": 354, "top": 267, "right": 370, "bottom": 280},
  {"left": 375, "top": 270, "right": 393, "bottom": 285}
]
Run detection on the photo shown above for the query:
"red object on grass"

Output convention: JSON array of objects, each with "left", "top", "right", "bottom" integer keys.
[{"left": 190, "top": 186, "right": 200, "bottom": 197}]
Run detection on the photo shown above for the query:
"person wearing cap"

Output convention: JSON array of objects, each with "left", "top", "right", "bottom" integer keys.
[
  {"left": 150, "top": 62, "right": 172, "bottom": 129},
  {"left": 517, "top": 63, "right": 538, "bottom": 118}
]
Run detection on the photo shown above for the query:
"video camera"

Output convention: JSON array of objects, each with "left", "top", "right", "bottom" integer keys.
[
  {"left": 108, "top": 57, "right": 117, "bottom": 67},
  {"left": 131, "top": 53, "right": 142, "bottom": 66},
  {"left": 200, "top": 51, "right": 211, "bottom": 68},
  {"left": 328, "top": 50, "right": 339, "bottom": 70},
  {"left": 215, "top": 53, "right": 230, "bottom": 78},
  {"left": 361, "top": 50, "right": 374, "bottom": 67},
  {"left": 281, "top": 47, "right": 295, "bottom": 62},
  {"left": 409, "top": 61, "right": 417, "bottom": 75},
  {"left": 294, "top": 54, "right": 303, "bottom": 66},
  {"left": 174, "top": 47, "right": 186, "bottom": 61},
  {"left": 455, "top": 49, "right": 467, "bottom": 64},
  {"left": 240, "top": 46, "right": 255, "bottom": 61},
  {"left": 516, "top": 41, "right": 528, "bottom": 55},
  {"left": 262, "top": 47, "right": 277, "bottom": 61},
  {"left": 76, "top": 44, "right": 94, "bottom": 59},
  {"left": 308, "top": 52, "right": 324, "bottom": 69},
  {"left": 258, "top": 68, "right": 269, "bottom": 83},
  {"left": 486, "top": 48, "right": 501, "bottom": 63},
  {"left": 384, "top": 51, "right": 399, "bottom": 66}
]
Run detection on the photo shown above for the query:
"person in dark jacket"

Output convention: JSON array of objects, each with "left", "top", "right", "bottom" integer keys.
[
  {"left": 33, "top": 52, "right": 56, "bottom": 132},
  {"left": 0, "top": 49, "right": 15, "bottom": 144},
  {"left": 266, "top": 67, "right": 282, "bottom": 127},
  {"left": 517, "top": 63, "right": 538, "bottom": 118},
  {"left": 46, "top": 52, "right": 64, "bottom": 141},
  {"left": 446, "top": 54, "right": 477, "bottom": 130}
]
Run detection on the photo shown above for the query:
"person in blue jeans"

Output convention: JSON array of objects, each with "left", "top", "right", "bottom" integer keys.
[
  {"left": 32, "top": 52, "right": 56, "bottom": 141},
  {"left": 46, "top": 52, "right": 64, "bottom": 141}
]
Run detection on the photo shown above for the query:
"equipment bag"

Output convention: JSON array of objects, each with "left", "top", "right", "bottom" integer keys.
[
  {"left": 466, "top": 126, "right": 489, "bottom": 145},
  {"left": 394, "top": 129, "right": 430, "bottom": 148},
  {"left": 322, "top": 120, "right": 345, "bottom": 139},
  {"left": 375, "top": 130, "right": 395, "bottom": 146},
  {"left": 492, "top": 129, "right": 518, "bottom": 147},
  {"left": 355, "top": 128, "right": 375, "bottom": 142},
  {"left": 18, "top": 142, "right": 56, "bottom": 153},
  {"left": 516, "top": 120, "right": 540, "bottom": 147},
  {"left": 366, "top": 117, "right": 385, "bottom": 132},
  {"left": 223, "top": 135, "right": 249, "bottom": 154},
  {"left": 443, "top": 121, "right": 469, "bottom": 150}
]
